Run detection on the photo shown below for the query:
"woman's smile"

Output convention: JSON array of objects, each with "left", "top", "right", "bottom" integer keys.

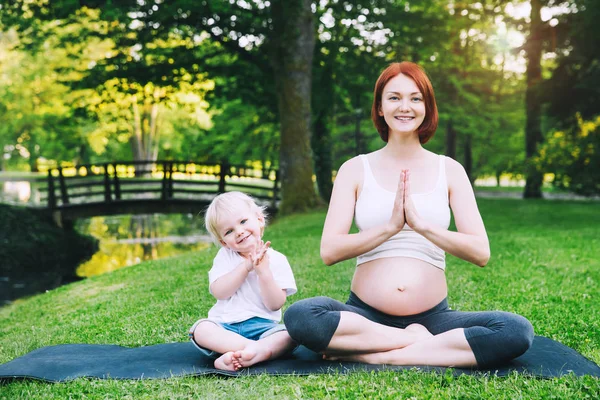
[{"left": 380, "top": 73, "right": 426, "bottom": 134}]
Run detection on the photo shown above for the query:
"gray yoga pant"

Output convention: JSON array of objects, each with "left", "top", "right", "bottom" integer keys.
[{"left": 284, "top": 293, "right": 534, "bottom": 368}]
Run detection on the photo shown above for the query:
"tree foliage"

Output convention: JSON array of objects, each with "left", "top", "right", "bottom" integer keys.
[
  {"left": 539, "top": 115, "right": 600, "bottom": 195},
  {"left": 0, "top": 28, "right": 83, "bottom": 170},
  {"left": 538, "top": 0, "right": 600, "bottom": 195},
  {"left": 1, "top": 0, "right": 599, "bottom": 201}
]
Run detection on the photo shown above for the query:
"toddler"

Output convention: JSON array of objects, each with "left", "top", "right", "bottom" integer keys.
[{"left": 189, "top": 192, "right": 297, "bottom": 371}]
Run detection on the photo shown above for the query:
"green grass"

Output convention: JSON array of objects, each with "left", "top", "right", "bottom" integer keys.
[{"left": 1, "top": 199, "right": 599, "bottom": 399}]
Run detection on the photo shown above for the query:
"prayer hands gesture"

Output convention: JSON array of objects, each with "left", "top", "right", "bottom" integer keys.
[
  {"left": 391, "top": 170, "right": 407, "bottom": 231},
  {"left": 402, "top": 170, "right": 422, "bottom": 230},
  {"left": 391, "top": 169, "right": 423, "bottom": 233}
]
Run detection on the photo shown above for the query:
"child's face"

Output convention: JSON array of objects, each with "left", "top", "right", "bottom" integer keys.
[{"left": 217, "top": 205, "right": 264, "bottom": 255}]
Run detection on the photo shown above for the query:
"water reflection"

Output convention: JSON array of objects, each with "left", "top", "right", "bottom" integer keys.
[
  {"left": 1, "top": 180, "right": 212, "bottom": 279},
  {"left": 75, "top": 214, "right": 211, "bottom": 278},
  {"left": 1, "top": 180, "right": 32, "bottom": 204},
  {"left": 1, "top": 179, "right": 212, "bottom": 305},
  {"left": 0, "top": 179, "right": 46, "bottom": 206}
]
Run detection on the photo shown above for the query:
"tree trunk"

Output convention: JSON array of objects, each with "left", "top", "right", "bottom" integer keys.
[
  {"left": 28, "top": 134, "right": 38, "bottom": 172},
  {"left": 131, "top": 98, "right": 143, "bottom": 164},
  {"left": 524, "top": 0, "right": 544, "bottom": 198},
  {"left": 463, "top": 134, "right": 474, "bottom": 185},
  {"left": 312, "top": 112, "right": 333, "bottom": 202},
  {"left": 131, "top": 95, "right": 161, "bottom": 176},
  {"left": 445, "top": 119, "right": 457, "bottom": 159},
  {"left": 76, "top": 143, "right": 90, "bottom": 166},
  {"left": 270, "top": 0, "right": 319, "bottom": 214},
  {"left": 311, "top": 41, "right": 335, "bottom": 202},
  {"left": 0, "top": 140, "right": 4, "bottom": 171},
  {"left": 354, "top": 94, "right": 365, "bottom": 155}
]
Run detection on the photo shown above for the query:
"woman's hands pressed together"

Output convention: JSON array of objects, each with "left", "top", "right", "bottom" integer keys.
[
  {"left": 390, "top": 169, "right": 426, "bottom": 234},
  {"left": 402, "top": 170, "right": 426, "bottom": 232},
  {"left": 390, "top": 171, "right": 407, "bottom": 231}
]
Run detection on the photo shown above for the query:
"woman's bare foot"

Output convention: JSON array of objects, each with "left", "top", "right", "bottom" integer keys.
[
  {"left": 231, "top": 342, "right": 273, "bottom": 369},
  {"left": 324, "top": 325, "right": 432, "bottom": 364},
  {"left": 213, "top": 351, "right": 237, "bottom": 371},
  {"left": 405, "top": 323, "right": 434, "bottom": 341}
]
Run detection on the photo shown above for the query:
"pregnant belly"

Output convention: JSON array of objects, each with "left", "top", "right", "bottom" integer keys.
[{"left": 350, "top": 257, "right": 448, "bottom": 316}]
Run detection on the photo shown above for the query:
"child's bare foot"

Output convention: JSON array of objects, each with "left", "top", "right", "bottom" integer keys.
[
  {"left": 231, "top": 342, "right": 273, "bottom": 369},
  {"left": 213, "top": 351, "right": 237, "bottom": 371},
  {"left": 405, "top": 323, "right": 433, "bottom": 341}
]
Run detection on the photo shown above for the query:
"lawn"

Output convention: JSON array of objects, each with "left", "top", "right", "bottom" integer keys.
[{"left": 1, "top": 199, "right": 599, "bottom": 399}]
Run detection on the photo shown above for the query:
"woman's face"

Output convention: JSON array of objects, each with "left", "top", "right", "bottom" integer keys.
[{"left": 379, "top": 74, "right": 426, "bottom": 136}]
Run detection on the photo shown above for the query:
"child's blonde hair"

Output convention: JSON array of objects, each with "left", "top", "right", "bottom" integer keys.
[{"left": 204, "top": 191, "right": 268, "bottom": 246}]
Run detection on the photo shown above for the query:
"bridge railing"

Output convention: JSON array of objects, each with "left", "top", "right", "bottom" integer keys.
[{"left": 46, "top": 160, "right": 280, "bottom": 210}]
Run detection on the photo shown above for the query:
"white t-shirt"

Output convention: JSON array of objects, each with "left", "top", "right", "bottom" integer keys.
[{"left": 207, "top": 247, "right": 297, "bottom": 323}]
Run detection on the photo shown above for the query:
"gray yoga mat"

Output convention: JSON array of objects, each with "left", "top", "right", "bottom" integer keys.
[{"left": 0, "top": 336, "right": 598, "bottom": 382}]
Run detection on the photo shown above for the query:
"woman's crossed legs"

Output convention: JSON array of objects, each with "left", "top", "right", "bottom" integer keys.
[{"left": 284, "top": 294, "right": 534, "bottom": 368}]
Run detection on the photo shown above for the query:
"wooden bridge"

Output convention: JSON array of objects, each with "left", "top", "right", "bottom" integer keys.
[{"left": 45, "top": 161, "right": 280, "bottom": 226}]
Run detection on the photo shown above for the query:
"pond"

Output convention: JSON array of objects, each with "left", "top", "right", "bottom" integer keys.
[
  {"left": 1, "top": 179, "right": 212, "bottom": 303},
  {"left": 74, "top": 214, "right": 211, "bottom": 278}
]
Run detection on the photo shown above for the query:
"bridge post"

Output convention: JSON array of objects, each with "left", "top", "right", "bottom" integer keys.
[
  {"left": 103, "top": 163, "right": 112, "bottom": 202},
  {"left": 47, "top": 170, "right": 56, "bottom": 209},
  {"left": 168, "top": 162, "right": 174, "bottom": 199},
  {"left": 218, "top": 162, "right": 228, "bottom": 193},
  {"left": 58, "top": 167, "right": 69, "bottom": 205},
  {"left": 113, "top": 163, "right": 121, "bottom": 200},
  {"left": 161, "top": 161, "right": 169, "bottom": 201}
]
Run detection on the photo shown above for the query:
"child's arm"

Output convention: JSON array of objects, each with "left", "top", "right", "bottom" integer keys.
[
  {"left": 209, "top": 259, "right": 253, "bottom": 300},
  {"left": 252, "top": 242, "right": 287, "bottom": 311},
  {"left": 255, "top": 260, "right": 287, "bottom": 311}
]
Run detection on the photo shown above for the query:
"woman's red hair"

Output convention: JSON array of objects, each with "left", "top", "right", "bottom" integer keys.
[{"left": 371, "top": 62, "right": 439, "bottom": 144}]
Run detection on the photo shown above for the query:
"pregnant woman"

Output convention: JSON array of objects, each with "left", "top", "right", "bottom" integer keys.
[{"left": 284, "top": 62, "right": 534, "bottom": 368}]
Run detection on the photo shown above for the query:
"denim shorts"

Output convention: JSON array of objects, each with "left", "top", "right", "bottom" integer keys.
[{"left": 188, "top": 316, "right": 287, "bottom": 358}]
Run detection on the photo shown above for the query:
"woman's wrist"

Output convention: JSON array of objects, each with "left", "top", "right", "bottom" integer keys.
[
  {"left": 385, "top": 221, "right": 403, "bottom": 236},
  {"left": 413, "top": 219, "right": 432, "bottom": 235}
]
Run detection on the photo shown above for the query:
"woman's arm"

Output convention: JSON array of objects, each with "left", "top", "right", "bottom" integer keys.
[
  {"left": 320, "top": 158, "right": 406, "bottom": 266},
  {"left": 404, "top": 159, "right": 490, "bottom": 267}
]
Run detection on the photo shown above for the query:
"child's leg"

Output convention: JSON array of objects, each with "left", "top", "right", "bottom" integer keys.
[
  {"left": 192, "top": 320, "right": 254, "bottom": 371},
  {"left": 232, "top": 330, "right": 295, "bottom": 369}
]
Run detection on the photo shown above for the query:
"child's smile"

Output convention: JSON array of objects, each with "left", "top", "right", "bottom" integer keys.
[{"left": 217, "top": 206, "right": 264, "bottom": 254}]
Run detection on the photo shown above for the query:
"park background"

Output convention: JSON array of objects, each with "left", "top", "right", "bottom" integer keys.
[{"left": 0, "top": 0, "right": 599, "bottom": 399}]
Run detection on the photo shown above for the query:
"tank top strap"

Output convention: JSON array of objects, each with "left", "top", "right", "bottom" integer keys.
[
  {"left": 360, "top": 154, "right": 377, "bottom": 189},
  {"left": 437, "top": 155, "right": 449, "bottom": 200},
  {"left": 438, "top": 155, "right": 446, "bottom": 179}
]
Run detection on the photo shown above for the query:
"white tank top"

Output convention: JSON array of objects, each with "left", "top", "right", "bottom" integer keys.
[{"left": 355, "top": 154, "right": 451, "bottom": 270}]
